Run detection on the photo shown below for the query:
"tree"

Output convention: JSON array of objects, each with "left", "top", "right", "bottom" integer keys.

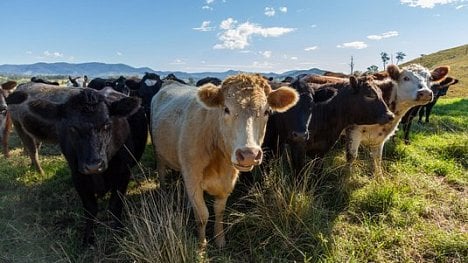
[
  {"left": 380, "top": 52, "right": 390, "bottom": 69},
  {"left": 349, "top": 56, "right": 355, "bottom": 75},
  {"left": 395, "top": 52, "right": 406, "bottom": 65},
  {"left": 367, "top": 65, "right": 379, "bottom": 73}
]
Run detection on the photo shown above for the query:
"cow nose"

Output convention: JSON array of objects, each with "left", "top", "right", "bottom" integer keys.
[
  {"left": 378, "top": 111, "right": 395, "bottom": 125},
  {"left": 417, "top": 90, "right": 433, "bottom": 101},
  {"left": 291, "top": 131, "right": 309, "bottom": 142},
  {"left": 83, "top": 160, "right": 105, "bottom": 174},
  {"left": 235, "top": 147, "right": 263, "bottom": 166}
]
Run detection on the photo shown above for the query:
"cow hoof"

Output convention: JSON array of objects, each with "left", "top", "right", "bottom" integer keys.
[{"left": 404, "top": 140, "right": 411, "bottom": 145}]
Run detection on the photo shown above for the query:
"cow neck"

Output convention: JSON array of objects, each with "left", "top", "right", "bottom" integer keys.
[{"left": 375, "top": 79, "right": 397, "bottom": 113}]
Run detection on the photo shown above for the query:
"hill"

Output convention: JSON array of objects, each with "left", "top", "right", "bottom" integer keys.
[
  {"left": 403, "top": 44, "right": 468, "bottom": 98},
  {"left": 0, "top": 62, "right": 324, "bottom": 81}
]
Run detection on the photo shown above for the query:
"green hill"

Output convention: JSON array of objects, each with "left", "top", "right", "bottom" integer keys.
[{"left": 403, "top": 44, "right": 468, "bottom": 98}]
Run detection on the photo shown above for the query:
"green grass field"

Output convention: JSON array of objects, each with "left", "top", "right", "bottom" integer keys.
[{"left": 0, "top": 96, "right": 466, "bottom": 262}]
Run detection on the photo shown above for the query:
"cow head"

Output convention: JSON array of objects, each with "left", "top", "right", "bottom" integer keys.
[
  {"left": 432, "top": 77, "right": 458, "bottom": 97},
  {"left": 0, "top": 81, "right": 17, "bottom": 129},
  {"left": 27, "top": 89, "right": 140, "bottom": 175},
  {"left": 197, "top": 73, "right": 298, "bottom": 171},
  {"left": 68, "top": 75, "right": 88, "bottom": 87},
  {"left": 387, "top": 64, "right": 449, "bottom": 106},
  {"left": 348, "top": 76, "right": 395, "bottom": 125}
]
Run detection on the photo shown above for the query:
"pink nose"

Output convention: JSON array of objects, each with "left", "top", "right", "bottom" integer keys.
[
  {"left": 235, "top": 147, "right": 263, "bottom": 166},
  {"left": 417, "top": 90, "right": 433, "bottom": 101}
]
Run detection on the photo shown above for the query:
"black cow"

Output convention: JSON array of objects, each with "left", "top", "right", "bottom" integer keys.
[
  {"left": 400, "top": 77, "right": 459, "bottom": 144},
  {"left": 303, "top": 76, "right": 394, "bottom": 174},
  {"left": 7, "top": 85, "right": 147, "bottom": 245},
  {"left": 88, "top": 76, "right": 129, "bottom": 95},
  {"left": 31, "top": 77, "right": 59, "bottom": 86},
  {"left": 196, "top": 77, "right": 222, "bottom": 87},
  {"left": 163, "top": 73, "right": 186, "bottom": 84},
  {"left": 0, "top": 81, "right": 17, "bottom": 157},
  {"left": 262, "top": 79, "right": 336, "bottom": 175},
  {"left": 68, "top": 75, "right": 88, "bottom": 87},
  {"left": 139, "top": 72, "right": 163, "bottom": 120}
]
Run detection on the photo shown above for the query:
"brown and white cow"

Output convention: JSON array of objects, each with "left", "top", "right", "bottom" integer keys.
[
  {"left": 0, "top": 81, "right": 18, "bottom": 157},
  {"left": 345, "top": 64, "right": 449, "bottom": 176},
  {"left": 150, "top": 74, "right": 298, "bottom": 247}
]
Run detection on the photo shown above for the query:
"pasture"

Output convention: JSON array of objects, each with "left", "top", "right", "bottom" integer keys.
[{"left": 0, "top": 93, "right": 466, "bottom": 262}]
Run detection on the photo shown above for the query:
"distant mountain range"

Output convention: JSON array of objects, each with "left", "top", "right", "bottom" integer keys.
[{"left": 0, "top": 62, "right": 325, "bottom": 80}]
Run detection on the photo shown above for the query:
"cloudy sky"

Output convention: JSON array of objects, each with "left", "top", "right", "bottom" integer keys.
[{"left": 0, "top": 0, "right": 467, "bottom": 73}]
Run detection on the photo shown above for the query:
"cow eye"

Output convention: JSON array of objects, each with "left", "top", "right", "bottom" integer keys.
[
  {"left": 264, "top": 109, "right": 271, "bottom": 116},
  {"left": 403, "top": 76, "right": 410, "bottom": 81},
  {"left": 0, "top": 109, "right": 6, "bottom": 115},
  {"left": 224, "top": 107, "right": 230, "bottom": 115}
]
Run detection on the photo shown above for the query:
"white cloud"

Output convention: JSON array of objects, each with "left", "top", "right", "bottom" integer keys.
[
  {"left": 43, "top": 50, "right": 63, "bottom": 58},
  {"left": 455, "top": 4, "right": 466, "bottom": 8},
  {"left": 290, "top": 56, "right": 298, "bottom": 60},
  {"left": 202, "top": 5, "right": 213, "bottom": 10},
  {"left": 214, "top": 19, "right": 295, "bottom": 50},
  {"left": 337, "top": 41, "right": 368, "bottom": 49},
  {"left": 400, "top": 0, "right": 459, "bottom": 8},
  {"left": 220, "top": 17, "right": 237, "bottom": 29},
  {"left": 193, "top": 21, "right": 214, "bottom": 31},
  {"left": 311, "top": 24, "right": 317, "bottom": 28},
  {"left": 279, "top": 6, "right": 288, "bottom": 13},
  {"left": 206, "top": 0, "right": 214, "bottom": 4},
  {"left": 304, "top": 46, "right": 318, "bottom": 51},
  {"left": 259, "top": 50, "right": 272, "bottom": 58},
  {"left": 367, "top": 31, "right": 399, "bottom": 40},
  {"left": 170, "top": 59, "right": 186, "bottom": 65},
  {"left": 116, "top": 51, "right": 123, "bottom": 56},
  {"left": 265, "top": 7, "right": 275, "bottom": 16}
]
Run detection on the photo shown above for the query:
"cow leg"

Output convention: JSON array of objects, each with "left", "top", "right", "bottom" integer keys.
[
  {"left": 156, "top": 156, "right": 168, "bottom": 187},
  {"left": 73, "top": 175, "right": 99, "bottom": 245},
  {"left": 425, "top": 103, "right": 435, "bottom": 123},
  {"left": 418, "top": 106, "right": 425, "bottom": 123},
  {"left": 403, "top": 118, "right": 413, "bottom": 145},
  {"left": 2, "top": 113, "right": 11, "bottom": 158},
  {"left": 13, "top": 120, "right": 44, "bottom": 175},
  {"left": 345, "top": 128, "right": 362, "bottom": 175},
  {"left": 289, "top": 143, "right": 306, "bottom": 177},
  {"left": 213, "top": 195, "right": 228, "bottom": 248},
  {"left": 184, "top": 176, "right": 209, "bottom": 247},
  {"left": 108, "top": 169, "right": 130, "bottom": 229},
  {"left": 370, "top": 144, "right": 384, "bottom": 178}
]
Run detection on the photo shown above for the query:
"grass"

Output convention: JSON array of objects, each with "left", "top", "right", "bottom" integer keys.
[{"left": 0, "top": 97, "right": 466, "bottom": 262}]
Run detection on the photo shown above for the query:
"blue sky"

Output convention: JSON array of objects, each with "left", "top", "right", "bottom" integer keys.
[{"left": 0, "top": 0, "right": 467, "bottom": 73}]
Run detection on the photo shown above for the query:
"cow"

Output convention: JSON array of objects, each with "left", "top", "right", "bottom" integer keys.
[
  {"left": 163, "top": 73, "right": 186, "bottom": 84},
  {"left": 67, "top": 75, "right": 88, "bottom": 87},
  {"left": 345, "top": 64, "right": 449, "bottom": 176},
  {"left": 7, "top": 84, "right": 147, "bottom": 245},
  {"left": 87, "top": 76, "right": 129, "bottom": 95},
  {"left": 262, "top": 78, "right": 338, "bottom": 175},
  {"left": 31, "top": 77, "right": 60, "bottom": 86},
  {"left": 150, "top": 73, "right": 298, "bottom": 248},
  {"left": 301, "top": 75, "right": 394, "bottom": 174},
  {"left": 400, "top": 76, "right": 459, "bottom": 144},
  {"left": 0, "top": 81, "right": 17, "bottom": 157},
  {"left": 139, "top": 72, "right": 163, "bottom": 121},
  {"left": 196, "top": 77, "right": 222, "bottom": 87}
]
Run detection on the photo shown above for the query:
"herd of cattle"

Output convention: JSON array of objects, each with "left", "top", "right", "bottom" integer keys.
[{"left": 0, "top": 63, "right": 459, "bottom": 248}]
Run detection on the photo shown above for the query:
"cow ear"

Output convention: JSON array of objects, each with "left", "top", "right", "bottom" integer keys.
[
  {"left": 387, "top": 64, "right": 400, "bottom": 81},
  {"left": 28, "top": 100, "right": 61, "bottom": 120},
  {"left": 267, "top": 86, "right": 298, "bottom": 113},
  {"left": 1, "top": 81, "right": 17, "bottom": 90},
  {"left": 197, "top": 83, "right": 224, "bottom": 108},
  {"left": 349, "top": 76, "right": 359, "bottom": 93},
  {"left": 431, "top": 66, "right": 449, "bottom": 82},
  {"left": 6, "top": 91, "right": 28, "bottom": 104},
  {"left": 109, "top": 97, "right": 141, "bottom": 117},
  {"left": 314, "top": 87, "right": 337, "bottom": 103}
]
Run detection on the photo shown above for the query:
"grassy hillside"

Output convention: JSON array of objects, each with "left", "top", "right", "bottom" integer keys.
[
  {"left": 403, "top": 44, "right": 468, "bottom": 98},
  {"left": 0, "top": 97, "right": 466, "bottom": 262}
]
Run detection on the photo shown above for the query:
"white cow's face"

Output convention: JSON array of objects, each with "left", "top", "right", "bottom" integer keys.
[
  {"left": 388, "top": 64, "right": 449, "bottom": 107},
  {"left": 197, "top": 74, "right": 298, "bottom": 172}
]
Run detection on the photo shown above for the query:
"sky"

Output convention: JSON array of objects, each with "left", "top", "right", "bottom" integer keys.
[{"left": 0, "top": 0, "right": 467, "bottom": 74}]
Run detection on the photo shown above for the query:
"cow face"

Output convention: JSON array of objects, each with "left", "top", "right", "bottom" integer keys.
[
  {"left": 388, "top": 64, "right": 449, "bottom": 106},
  {"left": 197, "top": 74, "right": 298, "bottom": 171},
  {"left": 28, "top": 89, "right": 140, "bottom": 175},
  {"left": 349, "top": 76, "right": 395, "bottom": 125}
]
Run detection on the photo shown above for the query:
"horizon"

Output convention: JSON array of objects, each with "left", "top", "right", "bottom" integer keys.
[{"left": 1, "top": 0, "right": 467, "bottom": 74}]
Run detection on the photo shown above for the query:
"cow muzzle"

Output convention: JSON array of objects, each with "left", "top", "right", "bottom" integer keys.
[
  {"left": 416, "top": 90, "right": 433, "bottom": 102},
  {"left": 377, "top": 111, "right": 395, "bottom": 125},
  {"left": 81, "top": 160, "right": 106, "bottom": 175},
  {"left": 291, "top": 131, "right": 309, "bottom": 142},
  {"left": 233, "top": 147, "right": 263, "bottom": 171}
]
